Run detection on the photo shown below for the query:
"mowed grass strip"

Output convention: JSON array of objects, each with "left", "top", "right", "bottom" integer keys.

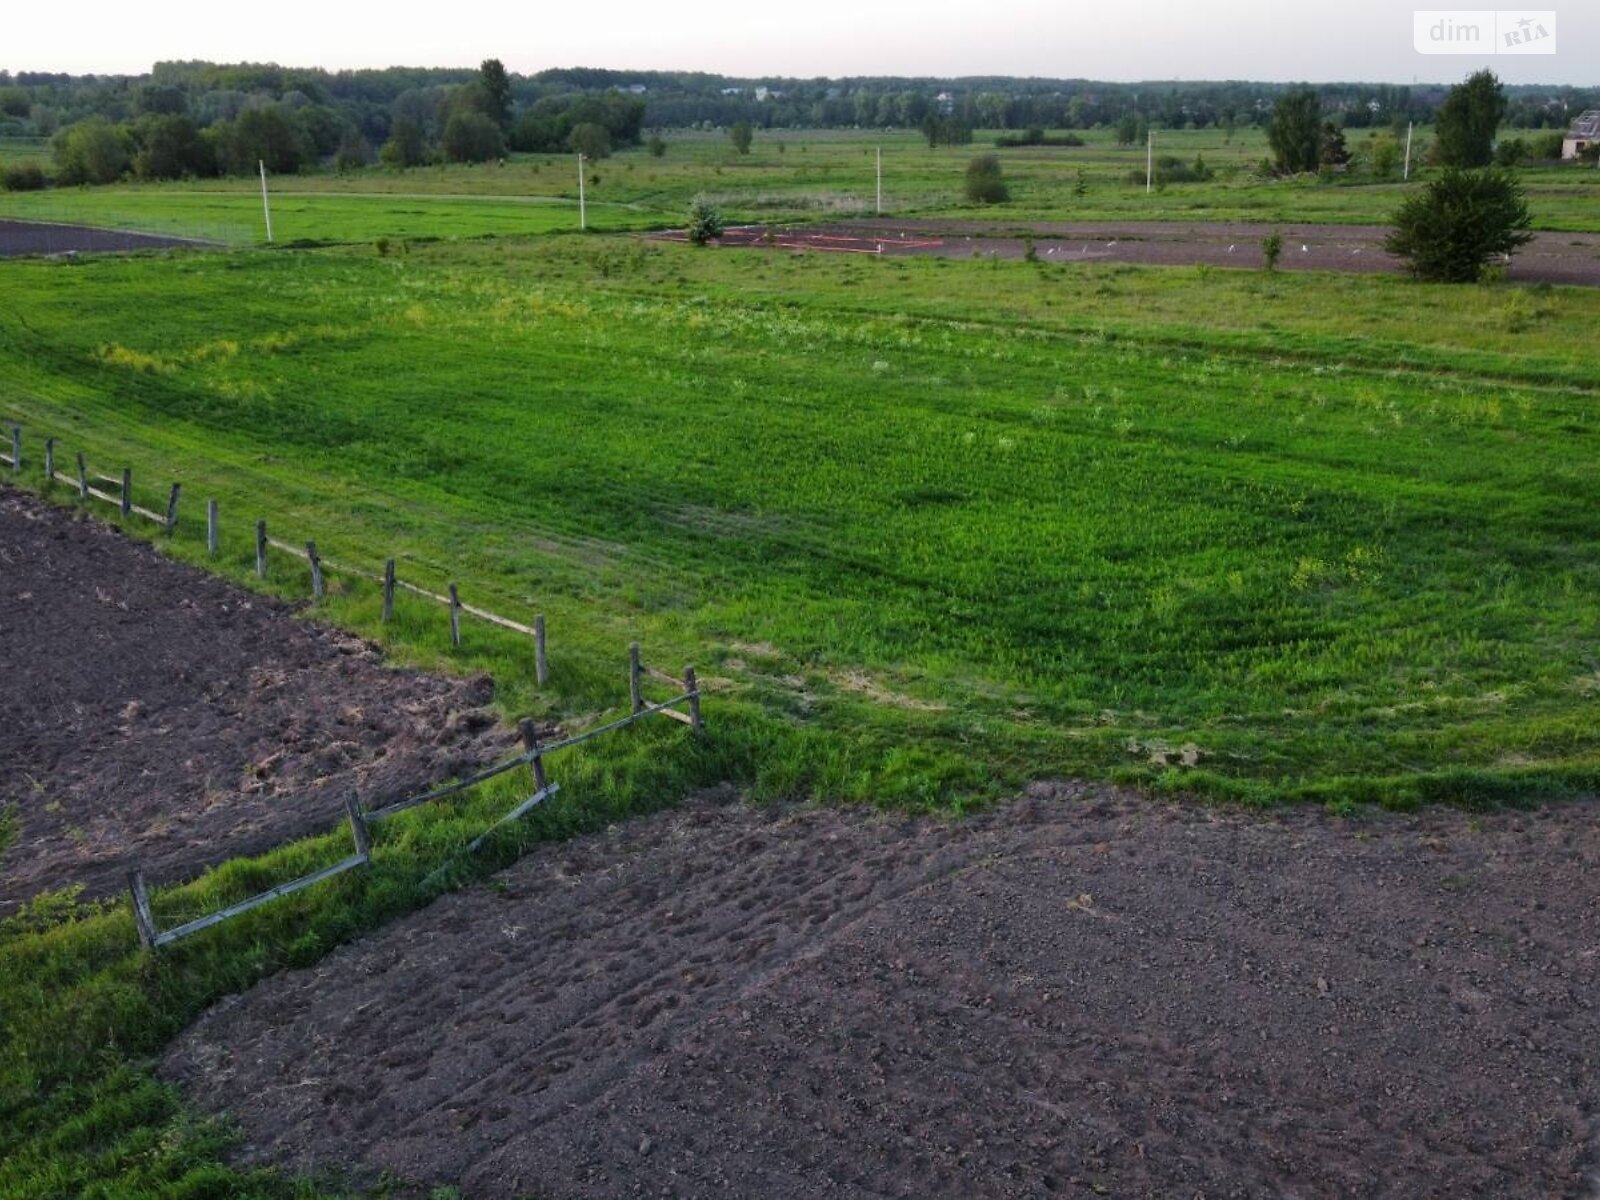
[{"left": 2, "top": 236, "right": 1597, "bottom": 806}]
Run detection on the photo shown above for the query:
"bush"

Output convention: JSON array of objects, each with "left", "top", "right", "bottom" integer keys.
[
  {"left": 53, "top": 117, "right": 132, "bottom": 185},
  {"left": 1127, "top": 154, "right": 1213, "bottom": 186},
  {"left": 647, "top": 134, "right": 666, "bottom": 158},
  {"left": 1385, "top": 166, "right": 1533, "bottom": 282},
  {"left": 686, "top": 197, "right": 723, "bottom": 245},
  {"left": 964, "top": 154, "right": 1008, "bottom": 204},
  {"left": 994, "top": 130, "right": 1084, "bottom": 148},
  {"left": 1262, "top": 231, "right": 1283, "bottom": 271},
  {"left": 1, "top": 162, "right": 47, "bottom": 191},
  {"left": 729, "top": 121, "right": 753, "bottom": 155}
]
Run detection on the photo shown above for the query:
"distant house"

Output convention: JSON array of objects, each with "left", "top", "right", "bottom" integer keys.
[
  {"left": 626, "top": 84, "right": 647, "bottom": 95},
  {"left": 1562, "top": 110, "right": 1600, "bottom": 159}
]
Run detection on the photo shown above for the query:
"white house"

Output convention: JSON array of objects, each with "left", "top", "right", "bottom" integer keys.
[{"left": 1563, "top": 110, "right": 1600, "bottom": 159}]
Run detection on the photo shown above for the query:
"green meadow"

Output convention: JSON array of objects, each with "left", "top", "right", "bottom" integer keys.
[
  {"left": 5, "top": 128, "right": 1599, "bottom": 244},
  {"left": 3, "top": 149, "right": 1600, "bottom": 1195}
]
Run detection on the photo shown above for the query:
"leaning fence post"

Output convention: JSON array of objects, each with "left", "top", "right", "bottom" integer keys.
[
  {"left": 382, "top": 559, "right": 396, "bottom": 622},
  {"left": 685, "top": 665, "right": 703, "bottom": 736},
  {"left": 206, "top": 499, "right": 219, "bottom": 556},
  {"left": 448, "top": 583, "right": 462, "bottom": 648},
  {"left": 534, "top": 614, "right": 549, "bottom": 686},
  {"left": 306, "top": 540, "right": 324, "bottom": 599},
  {"left": 44, "top": 437, "right": 54, "bottom": 482},
  {"left": 520, "top": 718, "right": 548, "bottom": 792},
  {"left": 128, "top": 870, "right": 158, "bottom": 950},
  {"left": 629, "top": 642, "right": 644, "bottom": 713},
  {"left": 164, "top": 483, "right": 181, "bottom": 536},
  {"left": 8, "top": 424, "right": 18, "bottom": 473},
  {"left": 255, "top": 520, "right": 267, "bottom": 579},
  {"left": 344, "top": 794, "right": 371, "bottom": 863},
  {"left": 76, "top": 452, "right": 87, "bottom": 499},
  {"left": 120, "top": 468, "right": 131, "bottom": 517}
]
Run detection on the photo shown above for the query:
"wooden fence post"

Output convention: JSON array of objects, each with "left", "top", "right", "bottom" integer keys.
[
  {"left": 76, "top": 452, "right": 88, "bottom": 499},
  {"left": 8, "top": 424, "right": 18, "bottom": 473},
  {"left": 344, "top": 794, "right": 371, "bottom": 863},
  {"left": 164, "top": 483, "right": 181, "bottom": 536},
  {"left": 382, "top": 559, "right": 396, "bottom": 622},
  {"left": 255, "top": 520, "right": 267, "bottom": 579},
  {"left": 206, "top": 499, "right": 219, "bottom": 556},
  {"left": 534, "top": 614, "right": 549, "bottom": 686},
  {"left": 629, "top": 642, "right": 644, "bottom": 713},
  {"left": 128, "top": 870, "right": 158, "bottom": 949},
  {"left": 448, "top": 583, "right": 462, "bottom": 648},
  {"left": 306, "top": 540, "right": 324, "bottom": 599},
  {"left": 44, "top": 438, "right": 54, "bottom": 482},
  {"left": 520, "top": 718, "right": 548, "bottom": 792},
  {"left": 120, "top": 468, "right": 131, "bottom": 517},
  {"left": 685, "top": 665, "right": 703, "bottom": 736}
]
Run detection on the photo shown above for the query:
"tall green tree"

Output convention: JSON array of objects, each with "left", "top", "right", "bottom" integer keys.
[
  {"left": 441, "top": 110, "right": 503, "bottom": 163},
  {"left": 478, "top": 58, "right": 513, "bottom": 131},
  {"left": 380, "top": 115, "right": 427, "bottom": 168},
  {"left": 1433, "top": 69, "right": 1505, "bottom": 168},
  {"left": 569, "top": 121, "right": 611, "bottom": 159},
  {"left": 1267, "top": 87, "right": 1322, "bottom": 173}
]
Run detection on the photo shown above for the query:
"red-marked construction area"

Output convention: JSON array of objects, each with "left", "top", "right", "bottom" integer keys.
[
  {"left": 164, "top": 784, "right": 1600, "bottom": 1198},
  {"left": 0, "top": 486, "right": 512, "bottom": 911},
  {"left": 654, "top": 219, "right": 1600, "bottom": 284}
]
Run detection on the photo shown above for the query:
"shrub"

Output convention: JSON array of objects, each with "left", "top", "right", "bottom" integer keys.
[
  {"left": 686, "top": 197, "right": 723, "bottom": 246},
  {"left": 729, "top": 121, "right": 753, "bottom": 155},
  {"left": 53, "top": 117, "right": 132, "bottom": 185},
  {"left": 647, "top": 134, "right": 667, "bottom": 158},
  {"left": 1, "top": 162, "right": 47, "bottom": 191},
  {"left": 1385, "top": 166, "right": 1533, "bottom": 282},
  {"left": 1262, "top": 231, "right": 1283, "bottom": 271},
  {"left": 964, "top": 154, "right": 1008, "bottom": 204}
]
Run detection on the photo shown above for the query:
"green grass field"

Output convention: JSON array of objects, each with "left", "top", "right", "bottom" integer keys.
[
  {"left": 3, "top": 177, "right": 1600, "bottom": 1195},
  {"left": 5, "top": 128, "right": 1599, "bottom": 244}
]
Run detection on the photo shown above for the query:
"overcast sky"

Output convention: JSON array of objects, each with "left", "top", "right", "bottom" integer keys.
[{"left": 6, "top": 0, "right": 1596, "bottom": 85}]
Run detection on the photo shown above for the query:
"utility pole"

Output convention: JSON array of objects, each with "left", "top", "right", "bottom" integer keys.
[
  {"left": 577, "top": 153, "right": 586, "bottom": 231},
  {"left": 1403, "top": 121, "right": 1414, "bottom": 181},
  {"left": 876, "top": 145, "right": 882, "bottom": 215},
  {"left": 1146, "top": 128, "right": 1153, "bottom": 194},
  {"left": 258, "top": 160, "right": 273, "bottom": 243}
]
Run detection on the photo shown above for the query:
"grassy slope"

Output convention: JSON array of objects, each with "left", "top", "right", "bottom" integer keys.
[
  {"left": 4, "top": 128, "right": 1598, "bottom": 244},
  {"left": 3, "top": 235, "right": 1599, "bottom": 1196}
]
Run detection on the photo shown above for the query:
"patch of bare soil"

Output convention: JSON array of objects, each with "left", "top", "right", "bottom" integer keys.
[
  {"left": 164, "top": 783, "right": 1600, "bottom": 1198},
  {"left": 669, "top": 219, "right": 1600, "bottom": 286},
  {"left": 0, "top": 486, "right": 513, "bottom": 910},
  {"left": 0, "top": 218, "right": 212, "bottom": 258}
]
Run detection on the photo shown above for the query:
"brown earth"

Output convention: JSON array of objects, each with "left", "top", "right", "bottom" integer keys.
[
  {"left": 0, "top": 218, "right": 211, "bottom": 258},
  {"left": 164, "top": 783, "right": 1600, "bottom": 1199},
  {"left": 0, "top": 486, "right": 514, "bottom": 910},
  {"left": 668, "top": 219, "right": 1600, "bottom": 286}
]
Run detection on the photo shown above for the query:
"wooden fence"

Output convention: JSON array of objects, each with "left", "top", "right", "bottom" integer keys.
[
  {"left": 0, "top": 424, "right": 704, "bottom": 950},
  {"left": 11, "top": 424, "right": 549, "bottom": 682},
  {"left": 128, "top": 647, "right": 702, "bottom": 951}
]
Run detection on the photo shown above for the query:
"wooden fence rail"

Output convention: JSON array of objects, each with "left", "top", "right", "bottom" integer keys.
[{"left": 129, "top": 658, "right": 702, "bottom": 952}]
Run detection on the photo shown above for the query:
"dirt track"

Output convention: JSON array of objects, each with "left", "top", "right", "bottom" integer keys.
[
  {"left": 685, "top": 219, "right": 1600, "bottom": 286},
  {"left": 0, "top": 487, "right": 513, "bottom": 909},
  {"left": 165, "top": 783, "right": 1600, "bottom": 1198},
  {"left": 0, "top": 218, "right": 210, "bottom": 258}
]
